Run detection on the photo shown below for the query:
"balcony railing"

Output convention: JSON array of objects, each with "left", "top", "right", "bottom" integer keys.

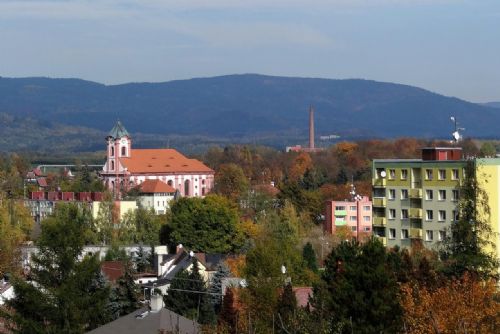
[
  {"left": 410, "top": 228, "right": 423, "bottom": 239},
  {"left": 334, "top": 210, "right": 347, "bottom": 216},
  {"left": 376, "top": 236, "right": 387, "bottom": 246},
  {"left": 373, "top": 178, "right": 387, "bottom": 187},
  {"left": 409, "top": 208, "right": 423, "bottom": 219},
  {"left": 409, "top": 188, "right": 422, "bottom": 199},
  {"left": 373, "top": 217, "right": 387, "bottom": 226},
  {"left": 373, "top": 198, "right": 387, "bottom": 207}
]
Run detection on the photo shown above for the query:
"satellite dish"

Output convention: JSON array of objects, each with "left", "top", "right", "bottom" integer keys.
[{"left": 380, "top": 171, "right": 387, "bottom": 178}]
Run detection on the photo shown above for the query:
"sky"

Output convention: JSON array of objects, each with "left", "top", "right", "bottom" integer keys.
[{"left": 0, "top": 0, "right": 499, "bottom": 102}]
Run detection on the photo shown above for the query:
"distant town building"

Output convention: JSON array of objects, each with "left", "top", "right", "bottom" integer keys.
[
  {"left": 101, "top": 121, "right": 214, "bottom": 199},
  {"left": 136, "top": 179, "right": 177, "bottom": 214},
  {"left": 324, "top": 196, "right": 372, "bottom": 238}
]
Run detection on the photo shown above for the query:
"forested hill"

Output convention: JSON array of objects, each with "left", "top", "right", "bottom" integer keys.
[{"left": 0, "top": 74, "right": 499, "bottom": 153}]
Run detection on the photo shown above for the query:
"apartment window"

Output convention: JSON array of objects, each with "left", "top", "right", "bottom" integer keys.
[
  {"left": 426, "top": 210, "right": 434, "bottom": 221},
  {"left": 389, "top": 228, "right": 396, "bottom": 239},
  {"left": 426, "top": 230, "right": 434, "bottom": 241},
  {"left": 364, "top": 227, "right": 371, "bottom": 232},
  {"left": 452, "top": 169, "right": 459, "bottom": 180},
  {"left": 401, "top": 169, "right": 408, "bottom": 180},
  {"left": 438, "top": 210, "right": 446, "bottom": 222},
  {"left": 439, "top": 231, "right": 446, "bottom": 241},
  {"left": 363, "top": 216, "right": 370, "bottom": 222},
  {"left": 350, "top": 216, "right": 357, "bottom": 221},
  {"left": 389, "top": 169, "right": 396, "bottom": 179},
  {"left": 452, "top": 210, "right": 459, "bottom": 221},
  {"left": 388, "top": 189, "right": 396, "bottom": 200},
  {"left": 350, "top": 206, "right": 356, "bottom": 211},
  {"left": 425, "top": 169, "right": 433, "bottom": 180},
  {"left": 388, "top": 209, "right": 396, "bottom": 220},
  {"left": 401, "top": 209, "right": 409, "bottom": 220},
  {"left": 401, "top": 189, "right": 409, "bottom": 200},
  {"left": 438, "top": 169, "right": 446, "bottom": 180},
  {"left": 351, "top": 226, "right": 357, "bottom": 232},
  {"left": 438, "top": 190, "right": 446, "bottom": 201},
  {"left": 335, "top": 206, "right": 346, "bottom": 211},
  {"left": 425, "top": 189, "right": 433, "bottom": 200},
  {"left": 363, "top": 205, "right": 371, "bottom": 211},
  {"left": 452, "top": 190, "right": 459, "bottom": 201},
  {"left": 401, "top": 229, "right": 409, "bottom": 239}
]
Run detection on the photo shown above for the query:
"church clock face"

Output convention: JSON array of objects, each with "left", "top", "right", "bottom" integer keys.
[{"left": 121, "top": 139, "right": 127, "bottom": 145}]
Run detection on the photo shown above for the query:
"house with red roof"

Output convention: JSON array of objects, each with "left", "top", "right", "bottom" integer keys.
[
  {"left": 136, "top": 179, "right": 177, "bottom": 214},
  {"left": 101, "top": 121, "right": 214, "bottom": 199}
]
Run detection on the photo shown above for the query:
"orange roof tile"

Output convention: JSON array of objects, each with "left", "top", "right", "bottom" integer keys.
[
  {"left": 138, "top": 179, "right": 176, "bottom": 193},
  {"left": 120, "top": 149, "right": 214, "bottom": 174}
]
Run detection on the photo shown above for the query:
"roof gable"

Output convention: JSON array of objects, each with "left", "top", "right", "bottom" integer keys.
[{"left": 138, "top": 179, "right": 176, "bottom": 193}]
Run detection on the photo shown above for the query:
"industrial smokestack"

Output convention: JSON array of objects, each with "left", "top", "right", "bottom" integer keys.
[{"left": 309, "top": 106, "right": 315, "bottom": 149}]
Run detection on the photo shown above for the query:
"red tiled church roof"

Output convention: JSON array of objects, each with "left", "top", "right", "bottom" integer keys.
[
  {"left": 138, "top": 179, "right": 176, "bottom": 193},
  {"left": 120, "top": 149, "right": 213, "bottom": 174}
]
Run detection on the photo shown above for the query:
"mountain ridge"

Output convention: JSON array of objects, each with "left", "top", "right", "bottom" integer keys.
[{"left": 0, "top": 74, "right": 498, "bottom": 152}]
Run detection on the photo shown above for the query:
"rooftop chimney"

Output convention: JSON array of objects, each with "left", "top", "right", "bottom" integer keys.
[{"left": 309, "top": 106, "right": 315, "bottom": 149}]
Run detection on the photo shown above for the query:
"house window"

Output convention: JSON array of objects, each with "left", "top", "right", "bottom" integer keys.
[
  {"left": 388, "top": 209, "right": 396, "bottom": 219},
  {"left": 426, "top": 230, "right": 434, "bottom": 241},
  {"left": 363, "top": 216, "right": 370, "bottom": 222},
  {"left": 401, "top": 189, "right": 409, "bottom": 200},
  {"left": 426, "top": 210, "right": 433, "bottom": 221},
  {"left": 452, "top": 169, "right": 459, "bottom": 180},
  {"left": 452, "top": 190, "right": 459, "bottom": 201},
  {"left": 439, "top": 230, "right": 446, "bottom": 241},
  {"left": 401, "top": 209, "right": 409, "bottom": 220},
  {"left": 438, "top": 169, "right": 446, "bottom": 180},
  {"left": 389, "top": 169, "right": 396, "bottom": 179},
  {"left": 438, "top": 210, "right": 446, "bottom": 222},
  {"left": 425, "top": 169, "right": 433, "bottom": 180},
  {"left": 121, "top": 146, "right": 126, "bottom": 156},
  {"left": 438, "top": 190, "right": 446, "bottom": 201},
  {"left": 363, "top": 205, "right": 371, "bottom": 211},
  {"left": 401, "top": 169, "right": 408, "bottom": 180},
  {"left": 425, "top": 189, "right": 433, "bottom": 200},
  {"left": 401, "top": 229, "right": 409, "bottom": 239},
  {"left": 388, "top": 189, "right": 396, "bottom": 200},
  {"left": 389, "top": 228, "right": 396, "bottom": 239}
]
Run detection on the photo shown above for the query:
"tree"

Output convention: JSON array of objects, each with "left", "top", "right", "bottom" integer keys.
[
  {"left": 440, "top": 160, "right": 498, "bottom": 279},
  {"left": 208, "top": 262, "right": 232, "bottom": 311},
  {"left": 302, "top": 242, "right": 318, "bottom": 273},
  {"left": 160, "top": 195, "right": 242, "bottom": 253},
  {"left": 1, "top": 203, "right": 110, "bottom": 333},
  {"left": 164, "top": 259, "right": 216, "bottom": 325},
  {"left": 400, "top": 273, "right": 500, "bottom": 333},
  {"left": 218, "top": 288, "right": 238, "bottom": 334},
  {"left": 479, "top": 141, "right": 496, "bottom": 157},
  {"left": 93, "top": 191, "right": 115, "bottom": 245},
  {"left": 276, "top": 283, "right": 298, "bottom": 333},
  {"left": 133, "top": 245, "right": 152, "bottom": 273},
  {"left": 310, "top": 238, "right": 402, "bottom": 333},
  {"left": 214, "top": 163, "right": 249, "bottom": 202},
  {"left": 107, "top": 262, "right": 140, "bottom": 320}
]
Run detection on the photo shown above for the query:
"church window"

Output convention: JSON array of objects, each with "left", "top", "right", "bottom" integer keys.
[
  {"left": 184, "top": 180, "right": 190, "bottom": 196},
  {"left": 111, "top": 161, "right": 114, "bottom": 170},
  {"left": 167, "top": 180, "right": 173, "bottom": 187},
  {"left": 121, "top": 146, "right": 126, "bottom": 156},
  {"left": 111, "top": 146, "right": 114, "bottom": 156}
]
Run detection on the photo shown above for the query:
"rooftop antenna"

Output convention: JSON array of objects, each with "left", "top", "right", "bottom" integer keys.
[
  {"left": 349, "top": 176, "right": 362, "bottom": 201},
  {"left": 450, "top": 116, "right": 465, "bottom": 144}
]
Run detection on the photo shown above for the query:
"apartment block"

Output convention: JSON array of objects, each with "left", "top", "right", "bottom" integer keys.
[
  {"left": 324, "top": 196, "right": 372, "bottom": 239},
  {"left": 371, "top": 147, "right": 465, "bottom": 249}
]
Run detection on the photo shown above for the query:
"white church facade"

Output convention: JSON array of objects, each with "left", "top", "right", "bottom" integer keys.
[{"left": 101, "top": 121, "right": 214, "bottom": 198}]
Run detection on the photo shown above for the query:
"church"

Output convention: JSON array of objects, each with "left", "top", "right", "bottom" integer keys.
[{"left": 101, "top": 121, "right": 214, "bottom": 198}]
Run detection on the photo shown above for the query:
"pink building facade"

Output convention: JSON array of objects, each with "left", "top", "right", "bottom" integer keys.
[
  {"left": 324, "top": 196, "right": 372, "bottom": 238},
  {"left": 101, "top": 121, "right": 214, "bottom": 198}
]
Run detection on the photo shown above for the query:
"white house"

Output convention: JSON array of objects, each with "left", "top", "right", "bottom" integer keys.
[{"left": 136, "top": 179, "right": 177, "bottom": 214}]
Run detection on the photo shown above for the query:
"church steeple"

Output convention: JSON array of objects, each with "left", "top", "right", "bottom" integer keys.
[{"left": 107, "top": 120, "right": 130, "bottom": 140}]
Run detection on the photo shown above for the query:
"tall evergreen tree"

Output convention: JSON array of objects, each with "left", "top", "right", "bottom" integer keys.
[
  {"left": 108, "top": 262, "right": 140, "bottom": 320},
  {"left": 218, "top": 288, "right": 238, "bottom": 334},
  {"left": 302, "top": 242, "right": 318, "bottom": 273},
  {"left": 276, "top": 283, "right": 298, "bottom": 333},
  {"left": 164, "top": 259, "right": 216, "bottom": 325},
  {"left": 310, "top": 238, "right": 402, "bottom": 333},
  {"left": 1, "top": 203, "right": 110, "bottom": 333},
  {"left": 440, "top": 160, "right": 498, "bottom": 279},
  {"left": 208, "top": 262, "right": 232, "bottom": 311}
]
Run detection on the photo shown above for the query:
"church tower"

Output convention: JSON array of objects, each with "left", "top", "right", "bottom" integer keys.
[{"left": 104, "top": 121, "right": 131, "bottom": 197}]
